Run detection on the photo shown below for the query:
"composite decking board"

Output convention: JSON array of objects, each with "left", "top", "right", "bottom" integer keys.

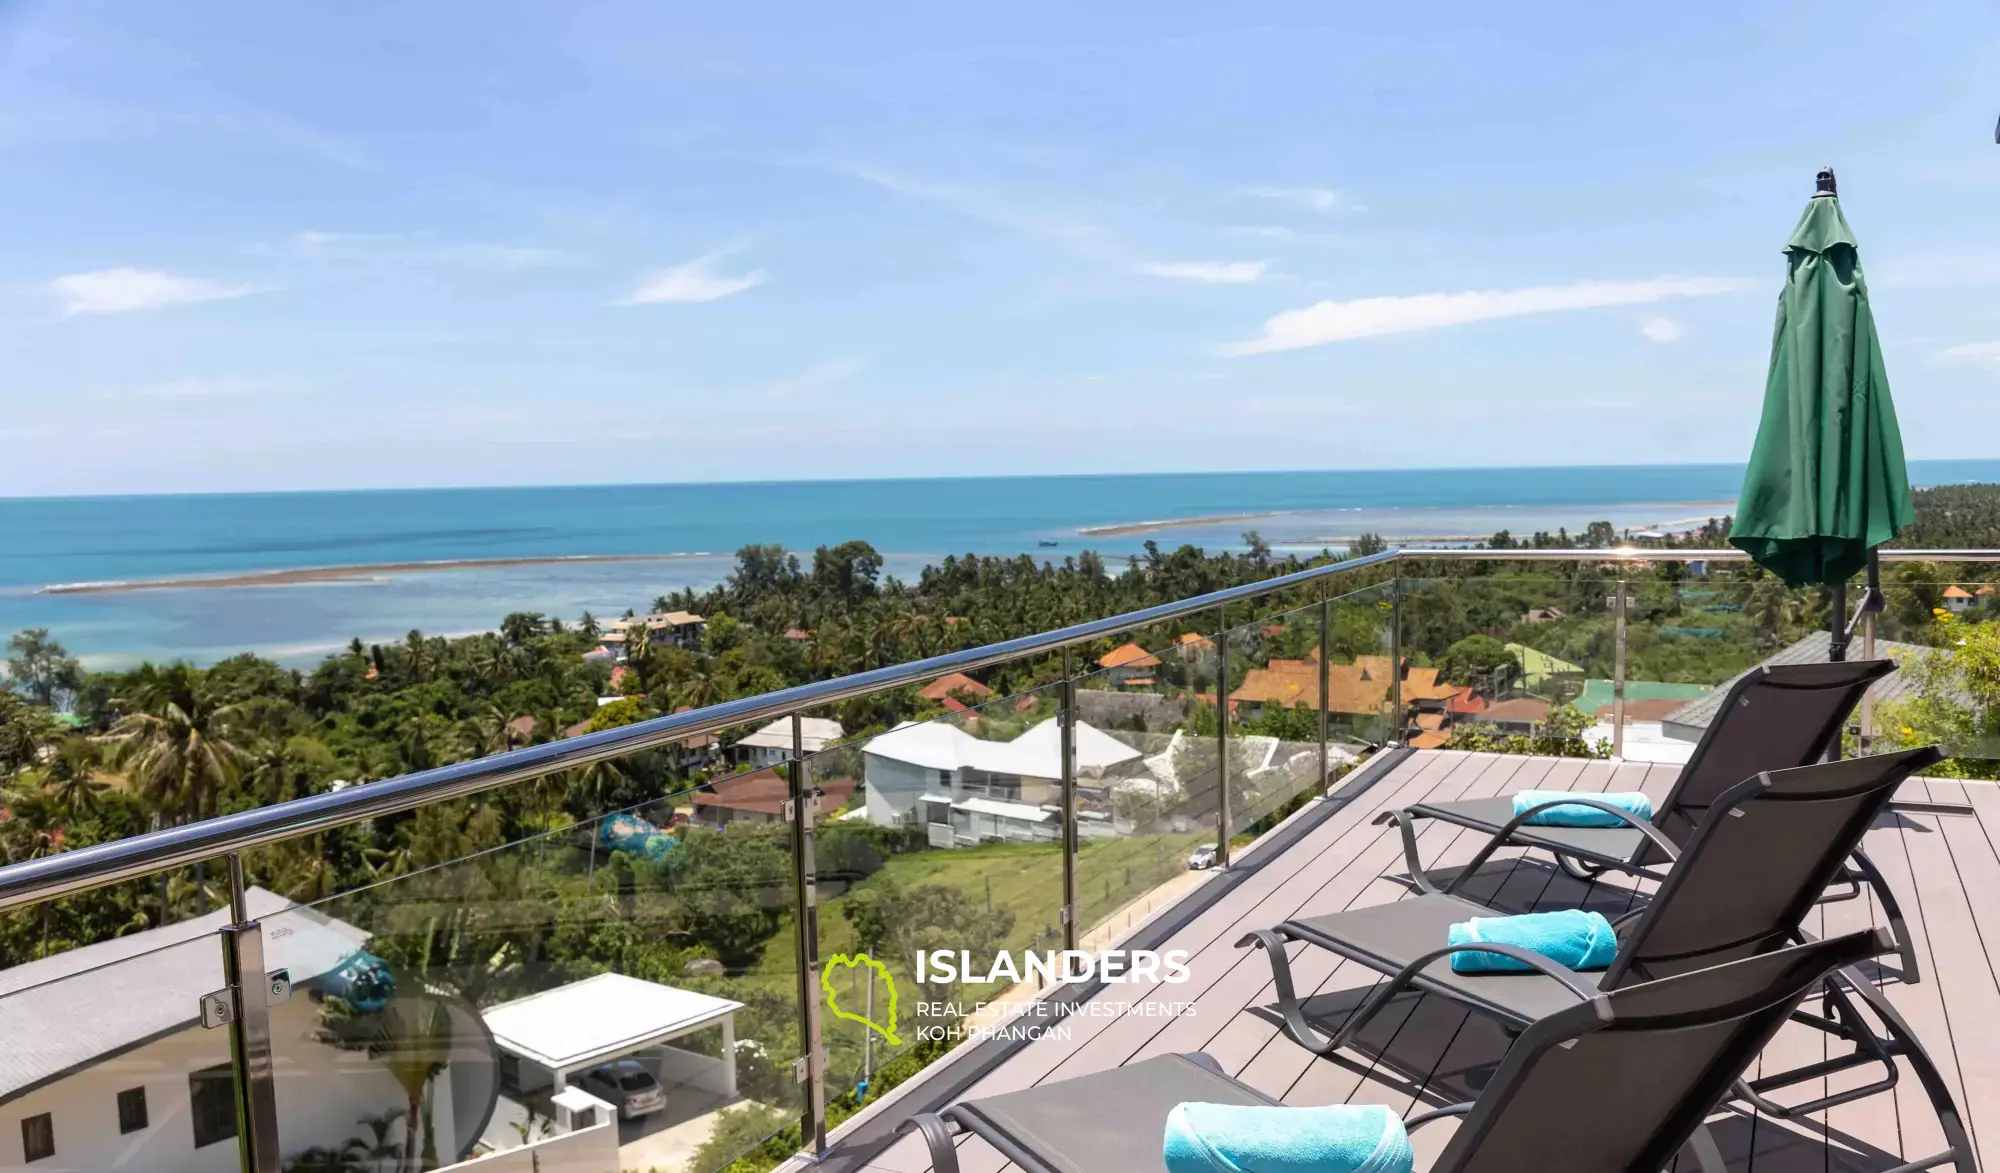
[
  {"left": 1863, "top": 790, "right": 1963, "bottom": 1165},
  {"left": 1231, "top": 754, "right": 1554, "bottom": 1121},
  {"left": 935, "top": 750, "right": 1495, "bottom": 1173},
  {"left": 1261, "top": 753, "right": 1558, "bottom": 1124},
  {"left": 1900, "top": 780, "right": 2000, "bottom": 1159},
  {"left": 817, "top": 752, "right": 1988, "bottom": 1173}
]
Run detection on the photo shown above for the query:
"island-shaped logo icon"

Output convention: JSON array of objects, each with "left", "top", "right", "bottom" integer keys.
[{"left": 822, "top": 953, "right": 900, "bottom": 1045}]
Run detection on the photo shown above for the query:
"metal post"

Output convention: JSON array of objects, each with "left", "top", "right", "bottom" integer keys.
[
  {"left": 1060, "top": 650, "right": 1080, "bottom": 950},
  {"left": 786, "top": 713, "right": 827, "bottom": 1158},
  {"left": 1612, "top": 577, "right": 1629, "bottom": 760},
  {"left": 221, "top": 854, "right": 281, "bottom": 1173},
  {"left": 1317, "top": 582, "right": 1332, "bottom": 797},
  {"left": 1215, "top": 603, "right": 1231, "bottom": 869},
  {"left": 1388, "top": 578, "right": 1404, "bottom": 746},
  {"left": 1860, "top": 610, "right": 1877, "bottom": 752}
]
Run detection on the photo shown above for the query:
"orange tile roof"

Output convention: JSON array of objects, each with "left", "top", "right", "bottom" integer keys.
[
  {"left": 1098, "top": 642, "right": 1162, "bottom": 669},
  {"left": 1401, "top": 667, "right": 1460, "bottom": 702},
  {"left": 1446, "top": 687, "right": 1488, "bottom": 715},
  {"left": 919, "top": 672, "right": 994, "bottom": 701},
  {"left": 1944, "top": 585, "right": 1974, "bottom": 599},
  {"left": 1414, "top": 713, "right": 1446, "bottom": 732},
  {"left": 1176, "top": 633, "right": 1209, "bottom": 646},
  {"left": 1409, "top": 730, "right": 1452, "bottom": 750}
]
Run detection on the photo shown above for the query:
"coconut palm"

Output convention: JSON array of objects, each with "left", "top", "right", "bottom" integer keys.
[
  {"left": 109, "top": 664, "right": 247, "bottom": 825},
  {"left": 36, "top": 737, "right": 108, "bottom": 818}
]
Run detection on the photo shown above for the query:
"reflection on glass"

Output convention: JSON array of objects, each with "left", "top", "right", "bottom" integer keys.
[{"left": 255, "top": 765, "right": 805, "bottom": 1173}]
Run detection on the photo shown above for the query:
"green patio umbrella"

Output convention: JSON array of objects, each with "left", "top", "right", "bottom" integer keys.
[{"left": 1731, "top": 168, "right": 1912, "bottom": 607}]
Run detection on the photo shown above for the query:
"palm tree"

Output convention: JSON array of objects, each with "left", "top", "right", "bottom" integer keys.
[
  {"left": 37, "top": 737, "right": 108, "bottom": 818},
  {"left": 109, "top": 664, "right": 247, "bottom": 825},
  {"left": 625, "top": 620, "right": 652, "bottom": 665},
  {"left": 319, "top": 992, "right": 452, "bottom": 1173},
  {"left": 578, "top": 611, "right": 601, "bottom": 640}
]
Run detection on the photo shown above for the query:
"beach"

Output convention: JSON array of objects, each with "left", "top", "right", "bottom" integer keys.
[{"left": 39, "top": 553, "right": 708, "bottom": 596}]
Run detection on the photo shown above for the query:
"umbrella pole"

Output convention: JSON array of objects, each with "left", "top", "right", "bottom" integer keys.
[{"left": 1827, "top": 549, "right": 1885, "bottom": 761}]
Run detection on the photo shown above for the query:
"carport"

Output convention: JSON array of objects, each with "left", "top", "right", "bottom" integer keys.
[{"left": 481, "top": 971, "right": 744, "bottom": 1125}]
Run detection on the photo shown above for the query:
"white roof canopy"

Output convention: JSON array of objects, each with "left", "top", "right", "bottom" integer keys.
[
  {"left": 863, "top": 718, "right": 1142, "bottom": 779},
  {"left": 482, "top": 972, "right": 742, "bottom": 1075}
]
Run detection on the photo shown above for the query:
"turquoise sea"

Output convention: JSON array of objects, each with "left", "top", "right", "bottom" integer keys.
[{"left": 5, "top": 462, "right": 1998, "bottom": 669}]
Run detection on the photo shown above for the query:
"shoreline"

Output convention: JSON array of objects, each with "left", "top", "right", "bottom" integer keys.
[
  {"left": 1077, "top": 512, "right": 1283, "bottom": 537},
  {"left": 38, "top": 553, "right": 719, "bottom": 596}
]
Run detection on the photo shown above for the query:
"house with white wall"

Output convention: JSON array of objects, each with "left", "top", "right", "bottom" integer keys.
[
  {"left": 861, "top": 718, "right": 1144, "bottom": 844},
  {"left": 733, "top": 717, "right": 843, "bottom": 770},
  {"left": 0, "top": 887, "right": 505, "bottom": 1173}
]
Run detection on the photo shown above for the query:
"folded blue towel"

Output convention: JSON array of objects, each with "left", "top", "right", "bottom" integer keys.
[
  {"left": 1447, "top": 909, "right": 1618, "bottom": 974},
  {"left": 1164, "top": 1102, "right": 1412, "bottom": 1173},
  {"left": 1512, "top": 789, "right": 1654, "bottom": 827}
]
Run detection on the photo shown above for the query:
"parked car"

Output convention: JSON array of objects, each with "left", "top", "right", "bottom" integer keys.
[
  {"left": 578, "top": 1059, "right": 667, "bottom": 1120},
  {"left": 1186, "top": 844, "right": 1219, "bottom": 871}
]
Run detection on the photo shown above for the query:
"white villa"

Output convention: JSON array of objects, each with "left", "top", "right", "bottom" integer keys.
[
  {"left": 733, "top": 717, "right": 845, "bottom": 770},
  {"left": 861, "top": 718, "right": 1142, "bottom": 846}
]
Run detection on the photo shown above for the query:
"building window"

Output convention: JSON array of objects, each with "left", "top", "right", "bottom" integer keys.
[
  {"left": 116, "top": 1087, "right": 148, "bottom": 1134},
  {"left": 188, "top": 1065, "right": 237, "bottom": 1149},
  {"left": 21, "top": 1113, "right": 53, "bottom": 1163}
]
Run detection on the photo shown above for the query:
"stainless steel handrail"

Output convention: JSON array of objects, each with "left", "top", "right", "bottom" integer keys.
[{"left": 0, "top": 542, "right": 1988, "bottom": 912}]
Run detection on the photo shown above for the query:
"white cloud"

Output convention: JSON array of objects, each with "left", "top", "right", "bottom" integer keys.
[
  {"left": 1938, "top": 341, "right": 2000, "bottom": 368},
  {"left": 1218, "top": 276, "right": 1752, "bottom": 356},
  {"left": 50, "top": 268, "right": 260, "bottom": 317},
  {"left": 1245, "top": 186, "right": 1352, "bottom": 214},
  {"left": 1137, "top": 260, "right": 1267, "bottom": 284},
  {"left": 1639, "top": 316, "right": 1689, "bottom": 343},
  {"left": 621, "top": 251, "right": 766, "bottom": 305},
  {"left": 1226, "top": 225, "right": 1349, "bottom": 245}
]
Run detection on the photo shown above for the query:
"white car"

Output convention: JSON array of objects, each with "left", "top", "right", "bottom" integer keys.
[
  {"left": 578, "top": 1060, "right": 667, "bottom": 1120},
  {"left": 1186, "top": 844, "right": 1219, "bottom": 871}
]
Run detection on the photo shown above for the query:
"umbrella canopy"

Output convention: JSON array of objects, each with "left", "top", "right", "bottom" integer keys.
[{"left": 1730, "top": 172, "right": 1912, "bottom": 587}]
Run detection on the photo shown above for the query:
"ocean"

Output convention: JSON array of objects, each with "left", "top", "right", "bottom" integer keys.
[{"left": 6, "top": 461, "right": 1998, "bottom": 669}]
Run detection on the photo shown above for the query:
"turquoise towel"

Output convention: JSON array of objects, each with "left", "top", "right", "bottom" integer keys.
[
  {"left": 1512, "top": 789, "right": 1654, "bottom": 827},
  {"left": 1447, "top": 909, "right": 1618, "bottom": 974},
  {"left": 1164, "top": 1102, "right": 1412, "bottom": 1173}
]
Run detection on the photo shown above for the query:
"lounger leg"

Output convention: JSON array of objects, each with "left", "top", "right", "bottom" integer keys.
[
  {"left": 1838, "top": 971, "right": 1979, "bottom": 1173},
  {"left": 1848, "top": 848, "right": 1921, "bottom": 983},
  {"left": 1558, "top": 855, "right": 1608, "bottom": 883},
  {"left": 1373, "top": 810, "right": 1442, "bottom": 895},
  {"left": 1238, "top": 929, "right": 1343, "bottom": 1054},
  {"left": 897, "top": 1114, "right": 962, "bottom": 1173}
]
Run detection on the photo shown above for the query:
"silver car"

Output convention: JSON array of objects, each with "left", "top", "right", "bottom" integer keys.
[
  {"left": 579, "top": 1059, "right": 668, "bottom": 1120},
  {"left": 1187, "top": 844, "right": 1219, "bottom": 871}
]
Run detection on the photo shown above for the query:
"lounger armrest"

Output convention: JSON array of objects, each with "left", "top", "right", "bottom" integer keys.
[
  {"left": 897, "top": 1113, "right": 962, "bottom": 1173},
  {"left": 1445, "top": 798, "right": 1680, "bottom": 897},
  {"left": 1417, "top": 942, "right": 1602, "bottom": 1000},
  {"left": 1405, "top": 1102, "right": 1475, "bottom": 1131},
  {"left": 1888, "top": 799, "right": 1976, "bottom": 818}
]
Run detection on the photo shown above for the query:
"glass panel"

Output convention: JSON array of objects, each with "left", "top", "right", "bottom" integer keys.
[
  {"left": 257, "top": 755, "right": 805, "bottom": 1173},
  {"left": 1221, "top": 601, "right": 1345, "bottom": 838},
  {"left": 807, "top": 684, "right": 1066, "bottom": 1124},
  {"left": 1868, "top": 581, "right": 2000, "bottom": 766},
  {"left": 0, "top": 917, "right": 231, "bottom": 1170},
  {"left": 1069, "top": 631, "right": 1224, "bottom": 942}
]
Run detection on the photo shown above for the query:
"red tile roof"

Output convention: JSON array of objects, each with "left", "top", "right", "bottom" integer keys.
[{"left": 691, "top": 769, "right": 858, "bottom": 817}]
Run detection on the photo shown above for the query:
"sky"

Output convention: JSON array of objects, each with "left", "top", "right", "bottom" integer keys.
[{"left": 3, "top": 0, "right": 2000, "bottom": 496}]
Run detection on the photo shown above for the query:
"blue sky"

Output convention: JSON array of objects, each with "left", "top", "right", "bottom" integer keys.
[{"left": 4, "top": 0, "right": 2000, "bottom": 496}]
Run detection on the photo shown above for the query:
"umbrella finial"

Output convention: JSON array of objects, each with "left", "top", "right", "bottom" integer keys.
[{"left": 1815, "top": 167, "right": 1838, "bottom": 197}]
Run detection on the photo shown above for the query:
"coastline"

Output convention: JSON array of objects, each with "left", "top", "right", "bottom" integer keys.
[
  {"left": 38, "top": 553, "right": 714, "bottom": 596},
  {"left": 1077, "top": 511, "right": 1282, "bottom": 537}
]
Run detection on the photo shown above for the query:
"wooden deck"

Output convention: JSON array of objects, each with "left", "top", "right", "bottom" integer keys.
[{"left": 829, "top": 749, "right": 2000, "bottom": 1173}]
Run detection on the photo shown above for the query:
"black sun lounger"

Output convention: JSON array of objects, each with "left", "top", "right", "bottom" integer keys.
[
  {"left": 1237, "top": 744, "right": 1974, "bottom": 1173},
  {"left": 901, "top": 932, "right": 1895, "bottom": 1173},
  {"left": 1380, "top": 659, "right": 1952, "bottom": 978}
]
